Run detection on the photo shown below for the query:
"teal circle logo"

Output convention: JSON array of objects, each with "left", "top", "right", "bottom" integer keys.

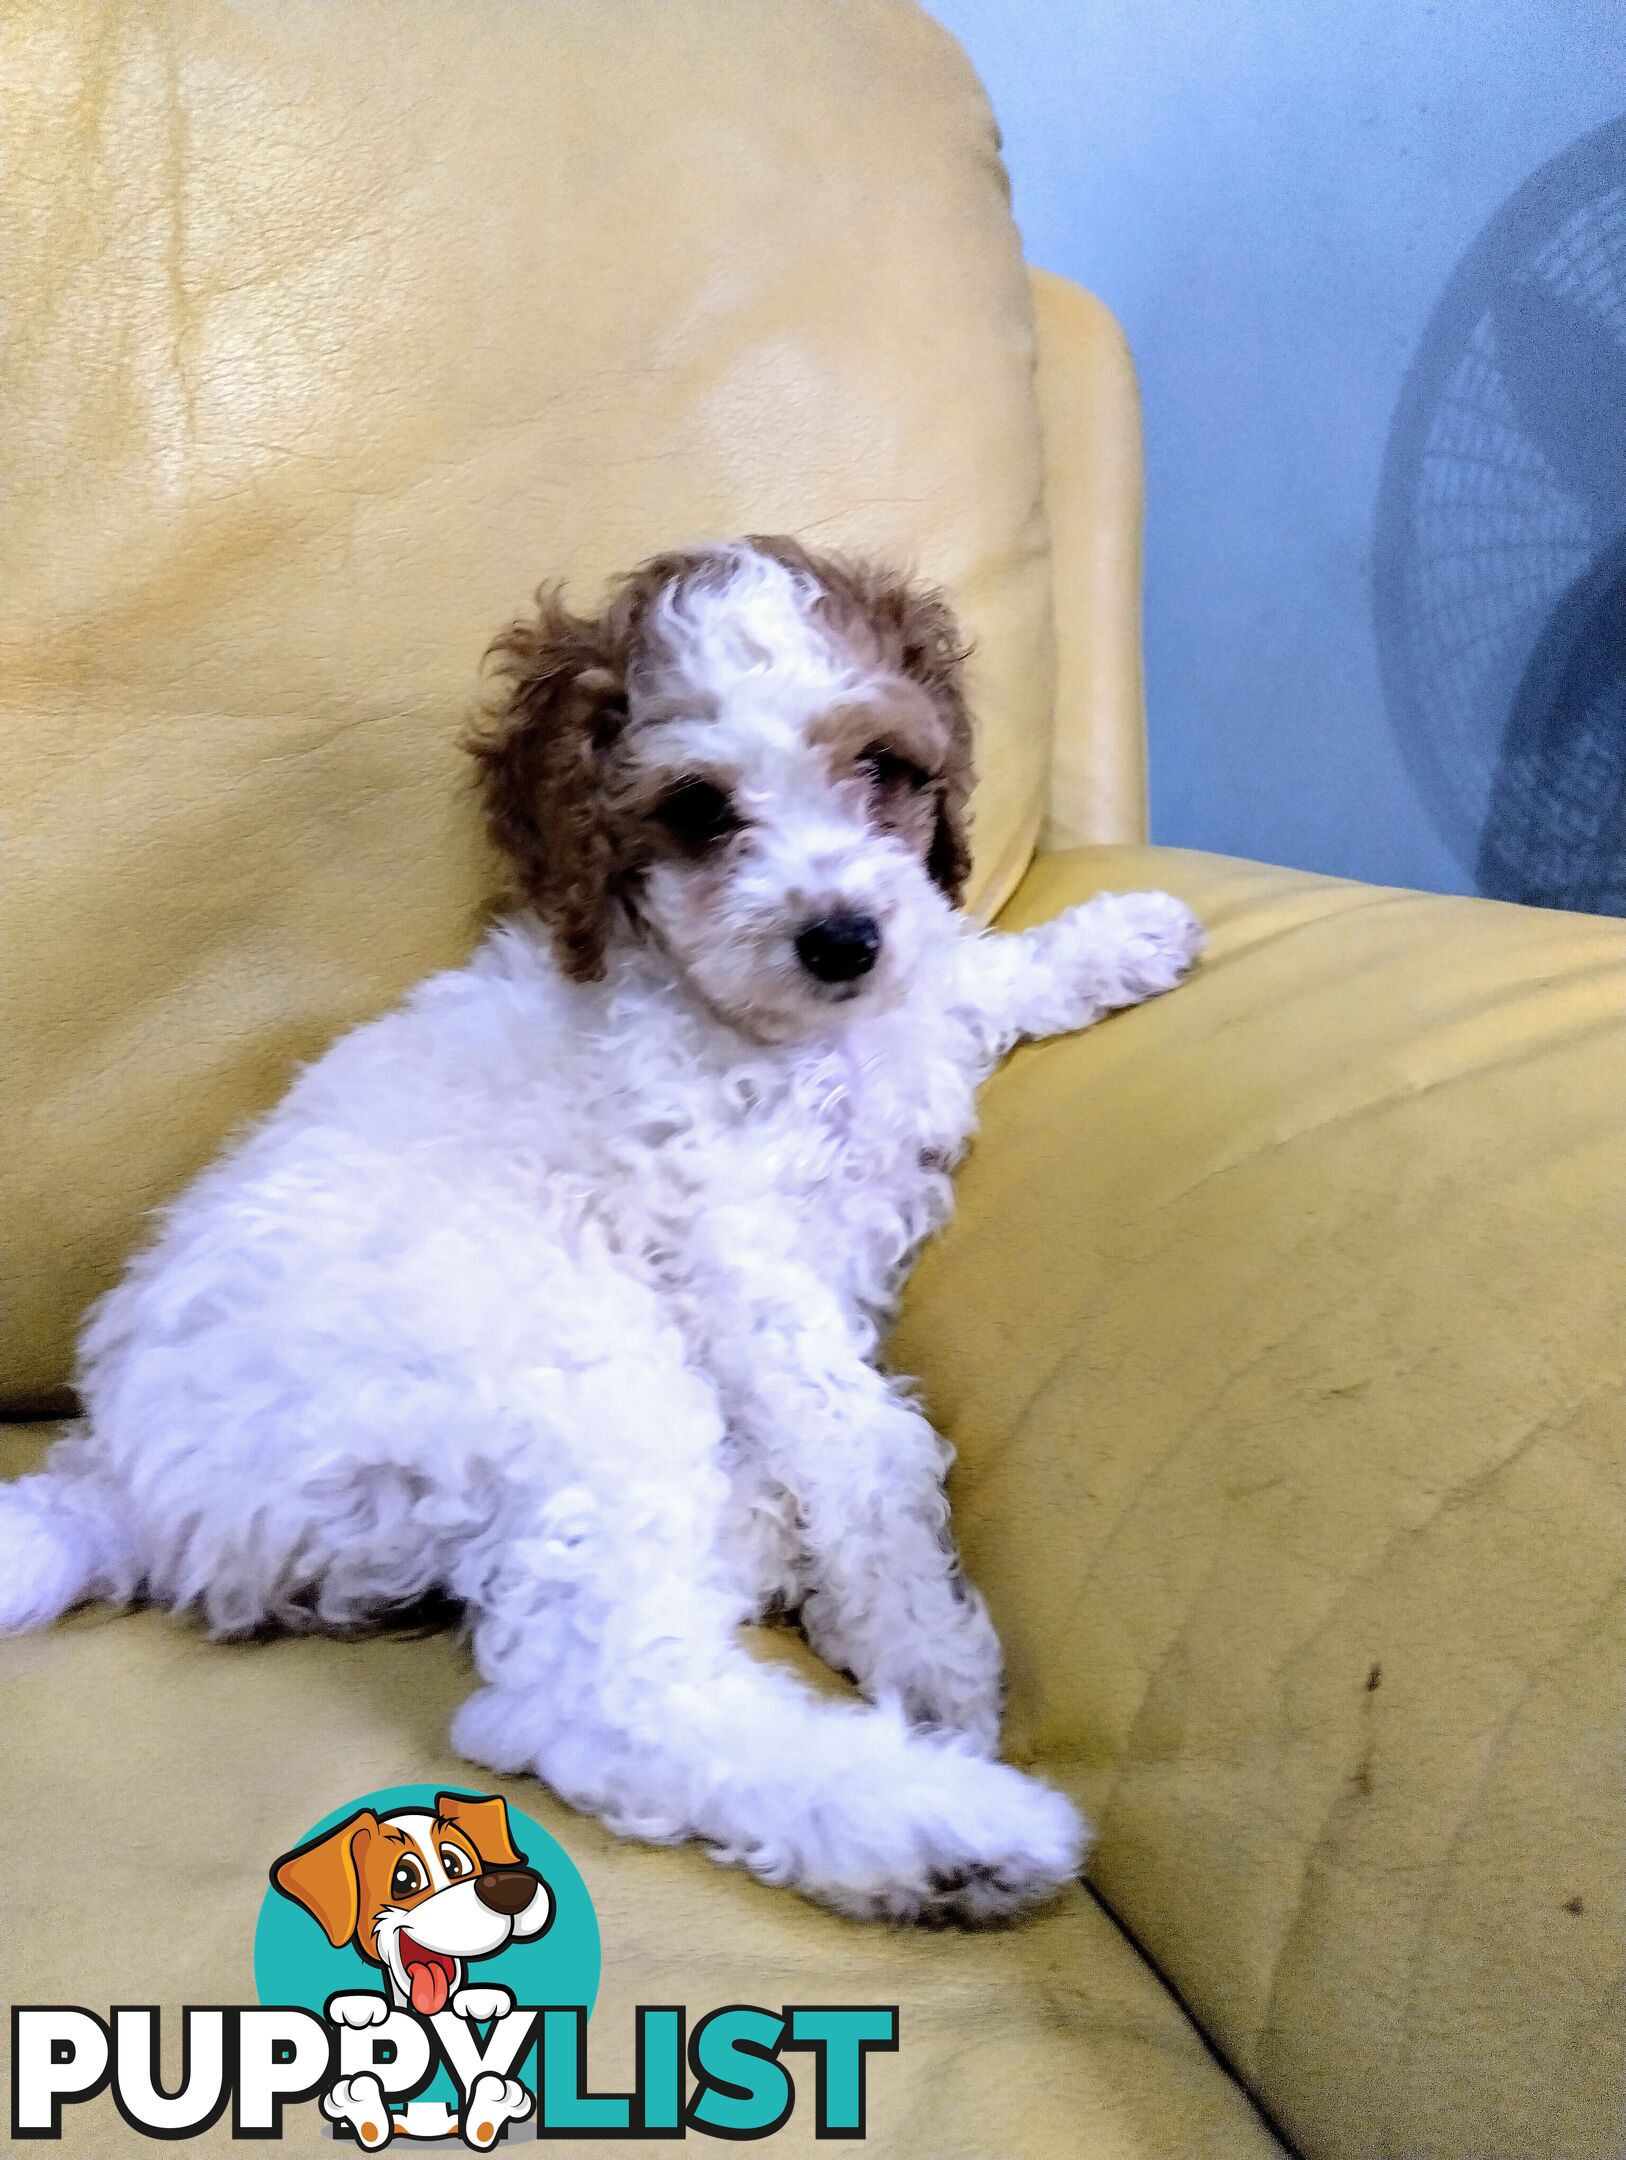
[{"left": 254, "top": 1784, "right": 598, "bottom": 2132}]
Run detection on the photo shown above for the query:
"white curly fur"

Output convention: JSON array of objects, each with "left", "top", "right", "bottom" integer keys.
[{"left": 0, "top": 544, "right": 1203, "bottom": 1925}]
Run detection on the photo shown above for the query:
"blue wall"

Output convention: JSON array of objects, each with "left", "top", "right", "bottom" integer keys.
[{"left": 926, "top": 3, "right": 1626, "bottom": 906}]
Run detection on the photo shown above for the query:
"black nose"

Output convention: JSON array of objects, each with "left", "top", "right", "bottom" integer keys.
[
  {"left": 473, "top": 1867, "right": 541, "bottom": 1915},
  {"left": 795, "top": 913, "right": 881, "bottom": 984}
]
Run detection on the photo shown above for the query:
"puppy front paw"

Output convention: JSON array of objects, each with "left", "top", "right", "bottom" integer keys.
[
  {"left": 327, "top": 1991, "right": 392, "bottom": 2029},
  {"left": 1094, "top": 889, "right": 1205, "bottom": 998},
  {"left": 449, "top": 1983, "right": 513, "bottom": 2023}
]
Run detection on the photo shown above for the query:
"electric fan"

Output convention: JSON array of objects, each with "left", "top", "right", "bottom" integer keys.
[{"left": 1374, "top": 113, "right": 1626, "bottom": 915}]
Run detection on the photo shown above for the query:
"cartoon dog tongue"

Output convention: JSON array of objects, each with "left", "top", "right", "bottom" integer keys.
[{"left": 404, "top": 1946, "right": 452, "bottom": 2016}]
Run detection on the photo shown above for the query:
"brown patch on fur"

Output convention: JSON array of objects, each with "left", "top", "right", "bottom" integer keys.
[
  {"left": 747, "top": 535, "right": 976, "bottom": 901},
  {"left": 812, "top": 685, "right": 946, "bottom": 772},
  {"left": 471, "top": 548, "right": 768, "bottom": 977},
  {"left": 813, "top": 688, "right": 948, "bottom": 866},
  {"left": 468, "top": 538, "right": 978, "bottom": 978},
  {"left": 468, "top": 590, "right": 629, "bottom": 981}
]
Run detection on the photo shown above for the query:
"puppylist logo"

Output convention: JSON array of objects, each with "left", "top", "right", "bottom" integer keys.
[{"left": 10, "top": 1784, "right": 898, "bottom": 2145}]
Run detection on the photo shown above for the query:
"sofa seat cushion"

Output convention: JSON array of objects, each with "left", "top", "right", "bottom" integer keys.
[
  {"left": 0, "top": 0, "right": 1055, "bottom": 1401},
  {"left": 8, "top": 846, "right": 1617, "bottom": 2158},
  {"left": 893, "top": 844, "right": 1625, "bottom": 2160},
  {"left": 1, "top": 1424, "right": 1281, "bottom": 2160}
]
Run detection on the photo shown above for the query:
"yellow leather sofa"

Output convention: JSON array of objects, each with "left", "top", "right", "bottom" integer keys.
[{"left": 3, "top": 5, "right": 1619, "bottom": 2155}]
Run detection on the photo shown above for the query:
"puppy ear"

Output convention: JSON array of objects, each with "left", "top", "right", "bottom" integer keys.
[
  {"left": 873, "top": 573, "right": 976, "bottom": 904},
  {"left": 270, "top": 1809, "right": 378, "bottom": 1948},
  {"left": 435, "top": 1790, "right": 525, "bottom": 1870},
  {"left": 469, "top": 584, "right": 628, "bottom": 981}
]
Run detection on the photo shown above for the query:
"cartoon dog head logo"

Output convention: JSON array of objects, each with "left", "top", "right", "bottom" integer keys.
[{"left": 271, "top": 1791, "right": 553, "bottom": 2017}]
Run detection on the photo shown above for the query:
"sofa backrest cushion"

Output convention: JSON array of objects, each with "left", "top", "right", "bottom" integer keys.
[{"left": 0, "top": 0, "right": 1053, "bottom": 1399}]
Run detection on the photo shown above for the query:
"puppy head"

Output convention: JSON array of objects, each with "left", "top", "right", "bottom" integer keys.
[
  {"left": 469, "top": 536, "right": 975, "bottom": 1040},
  {"left": 270, "top": 1792, "right": 551, "bottom": 2011}
]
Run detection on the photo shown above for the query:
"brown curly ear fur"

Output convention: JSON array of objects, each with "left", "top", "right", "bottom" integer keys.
[
  {"left": 469, "top": 586, "right": 628, "bottom": 981},
  {"left": 746, "top": 535, "right": 976, "bottom": 903},
  {"left": 879, "top": 577, "right": 975, "bottom": 905}
]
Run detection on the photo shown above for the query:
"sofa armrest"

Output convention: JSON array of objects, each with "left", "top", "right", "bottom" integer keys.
[
  {"left": 893, "top": 844, "right": 1624, "bottom": 2160},
  {"left": 1028, "top": 269, "right": 1148, "bottom": 852}
]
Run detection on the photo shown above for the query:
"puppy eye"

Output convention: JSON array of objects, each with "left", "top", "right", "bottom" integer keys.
[
  {"left": 858, "top": 742, "right": 930, "bottom": 792},
  {"left": 652, "top": 777, "right": 741, "bottom": 854},
  {"left": 439, "top": 1845, "right": 472, "bottom": 1879},
  {"left": 390, "top": 1857, "right": 426, "bottom": 1899}
]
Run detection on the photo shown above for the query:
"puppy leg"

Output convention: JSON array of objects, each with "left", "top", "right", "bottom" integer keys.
[
  {"left": 951, "top": 889, "right": 1205, "bottom": 1058},
  {"left": 700, "top": 1288, "right": 1005, "bottom": 1751},
  {"left": 0, "top": 1448, "right": 128, "bottom": 1633},
  {"left": 447, "top": 1358, "right": 1082, "bottom": 1923}
]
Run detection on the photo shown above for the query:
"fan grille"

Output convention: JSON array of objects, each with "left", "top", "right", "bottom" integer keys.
[{"left": 1375, "top": 117, "right": 1626, "bottom": 914}]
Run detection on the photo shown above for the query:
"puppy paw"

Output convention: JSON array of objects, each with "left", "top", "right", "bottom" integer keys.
[
  {"left": 327, "top": 1991, "right": 392, "bottom": 2029},
  {"left": 912, "top": 1761, "right": 1088, "bottom": 1926},
  {"left": 460, "top": 2072, "right": 533, "bottom": 2150},
  {"left": 1092, "top": 889, "right": 1206, "bottom": 999},
  {"left": 805, "top": 1740, "right": 1089, "bottom": 1927},
  {"left": 322, "top": 2072, "right": 393, "bottom": 2148},
  {"left": 450, "top": 1983, "right": 513, "bottom": 2023}
]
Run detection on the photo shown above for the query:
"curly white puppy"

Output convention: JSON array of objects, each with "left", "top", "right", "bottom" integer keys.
[{"left": 1, "top": 537, "right": 1202, "bottom": 1924}]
